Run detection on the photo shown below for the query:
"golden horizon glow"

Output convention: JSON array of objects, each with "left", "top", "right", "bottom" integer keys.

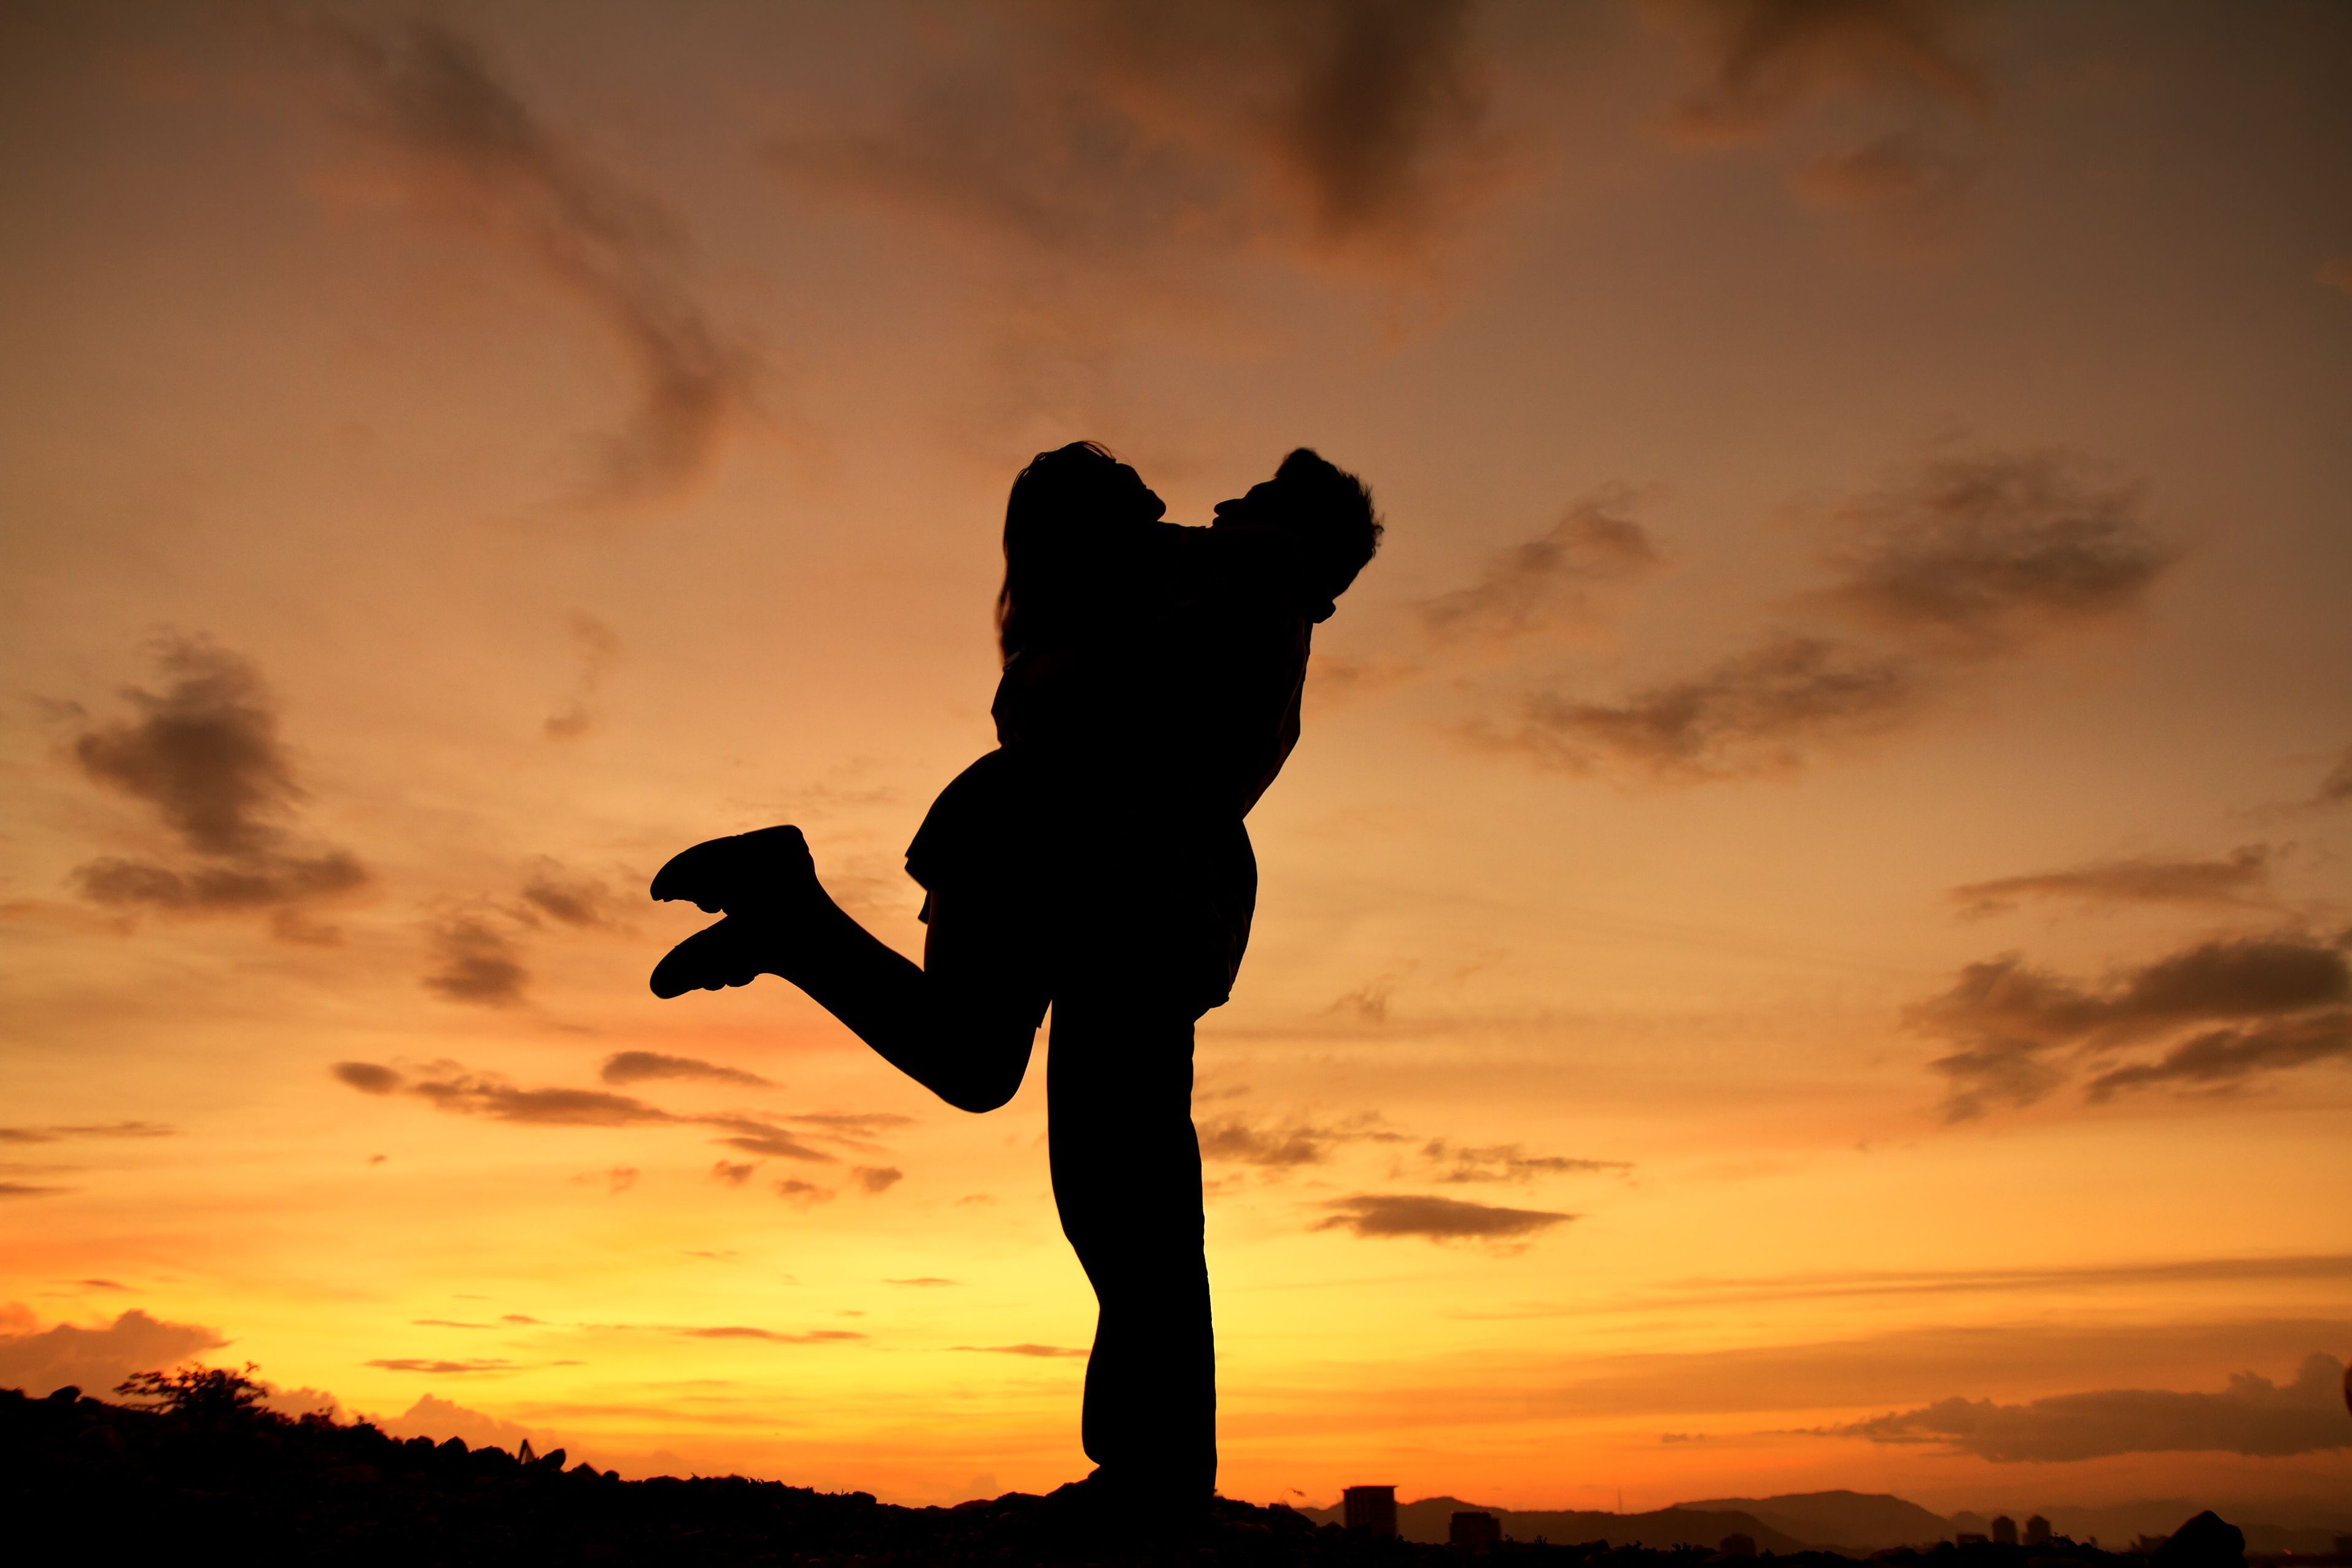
[{"left": 3, "top": 0, "right": 2349, "bottom": 1524}]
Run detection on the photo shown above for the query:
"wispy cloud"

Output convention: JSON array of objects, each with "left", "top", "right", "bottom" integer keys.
[
  {"left": 1418, "top": 1140, "right": 1631, "bottom": 1184},
  {"left": 1656, "top": 0, "right": 1985, "bottom": 144},
  {"left": 68, "top": 638, "right": 367, "bottom": 942},
  {"left": 365, "top": 1357, "right": 519, "bottom": 1375},
  {"left": 541, "top": 612, "right": 621, "bottom": 740},
  {"left": 953, "top": 1342, "right": 1086, "bottom": 1358},
  {"left": 1418, "top": 489, "right": 1661, "bottom": 648},
  {"left": 1483, "top": 450, "right": 2173, "bottom": 780},
  {"left": 1818, "top": 1352, "right": 2350, "bottom": 1461},
  {"left": 1653, "top": 0, "right": 1987, "bottom": 241},
  {"left": 321, "top": 20, "right": 752, "bottom": 504},
  {"left": 770, "top": 0, "right": 1494, "bottom": 270}
]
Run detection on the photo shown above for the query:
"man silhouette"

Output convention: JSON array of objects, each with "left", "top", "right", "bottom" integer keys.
[{"left": 650, "top": 444, "right": 1381, "bottom": 1511}]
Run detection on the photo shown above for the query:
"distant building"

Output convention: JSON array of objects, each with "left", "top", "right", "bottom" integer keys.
[
  {"left": 2025, "top": 1516, "right": 2052, "bottom": 1547},
  {"left": 1343, "top": 1486, "right": 1397, "bottom": 1537},
  {"left": 1451, "top": 1511, "right": 1502, "bottom": 1553},
  {"left": 1720, "top": 1534, "right": 1758, "bottom": 1558},
  {"left": 1993, "top": 1517, "right": 2019, "bottom": 1547}
]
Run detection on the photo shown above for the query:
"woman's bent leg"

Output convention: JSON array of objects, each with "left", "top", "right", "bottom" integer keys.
[
  {"left": 674, "top": 883, "right": 1047, "bottom": 1114},
  {"left": 1045, "top": 990, "right": 1215, "bottom": 1500}
]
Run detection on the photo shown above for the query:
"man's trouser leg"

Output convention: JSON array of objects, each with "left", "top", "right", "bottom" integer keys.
[{"left": 1046, "top": 992, "right": 1216, "bottom": 1498}]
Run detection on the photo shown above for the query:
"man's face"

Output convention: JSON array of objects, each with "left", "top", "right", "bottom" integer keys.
[{"left": 1211, "top": 481, "right": 1281, "bottom": 526}]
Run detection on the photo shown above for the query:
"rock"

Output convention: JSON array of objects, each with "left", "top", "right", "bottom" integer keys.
[{"left": 2151, "top": 1512, "right": 2246, "bottom": 1568}]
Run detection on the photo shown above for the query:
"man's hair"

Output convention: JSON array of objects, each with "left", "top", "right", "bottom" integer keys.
[{"left": 1270, "top": 448, "right": 1382, "bottom": 602}]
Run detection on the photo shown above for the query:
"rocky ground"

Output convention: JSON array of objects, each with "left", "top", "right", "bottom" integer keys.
[{"left": 4, "top": 1384, "right": 2254, "bottom": 1567}]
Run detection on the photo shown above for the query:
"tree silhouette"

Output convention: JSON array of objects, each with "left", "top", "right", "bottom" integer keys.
[{"left": 114, "top": 1361, "right": 268, "bottom": 1421}]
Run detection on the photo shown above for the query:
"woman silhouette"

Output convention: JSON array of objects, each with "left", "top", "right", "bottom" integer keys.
[{"left": 650, "top": 442, "right": 1381, "bottom": 1510}]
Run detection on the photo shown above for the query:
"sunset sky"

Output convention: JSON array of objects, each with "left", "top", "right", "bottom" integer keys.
[{"left": 4, "top": 0, "right": 2350, "bottom": 1523}]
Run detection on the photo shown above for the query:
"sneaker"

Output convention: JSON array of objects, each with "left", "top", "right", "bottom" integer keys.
[
  {"left": 650, "top": 825, "right": 817, "bottom": 915},
  {"left": 648, "top": 916, "right": 766, "bottom": 998}
]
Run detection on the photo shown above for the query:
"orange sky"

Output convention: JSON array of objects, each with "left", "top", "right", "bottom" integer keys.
[{"left": 3, "top": 0, "right": 2350, "bottom": 1522}]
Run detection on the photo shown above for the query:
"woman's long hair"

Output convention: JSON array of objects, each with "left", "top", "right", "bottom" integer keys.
[{"left": 996, "top": 441, "right": 1135, "bottom": 662}]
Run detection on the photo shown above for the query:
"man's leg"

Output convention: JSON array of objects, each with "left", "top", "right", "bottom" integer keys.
[{"left": 1045, "top": 989, "right": 1216, "bottom": 1499}]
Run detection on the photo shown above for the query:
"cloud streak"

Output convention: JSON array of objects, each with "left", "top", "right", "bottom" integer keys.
[
  {"left": 328, "top": 1060, "right": 836, "bottom": 1162},
  {"left": 1820, "top": 1352, "right": 2350, "bottom": 1461},
  {"left": 1314, "top": 1192, "right": 1574, "bottom": 1246},
  {"left": 1951, "top": 847, "right": 2273, "bottom": 918},
  {"left": 325, "top": 21, "right": 750, "bottom": 504},
  {"left": 68, "top": 638, "right": 367, "bottom": 941}
]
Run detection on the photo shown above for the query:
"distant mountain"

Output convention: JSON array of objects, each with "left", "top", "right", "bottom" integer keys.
[
  {"left": 1677, "top": 1490, "right": 1955, "bottom": 1551},
  {"left": 1293, "top": 1496, "right": 1809, "bottom": 1553}
]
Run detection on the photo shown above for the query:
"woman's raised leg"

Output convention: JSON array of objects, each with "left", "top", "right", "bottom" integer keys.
[{"left": 651, "top": 828, "right": 1046, "bottom": 1114}]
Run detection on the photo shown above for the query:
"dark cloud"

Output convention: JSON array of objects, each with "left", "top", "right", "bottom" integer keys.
[
  {"left": 0, "top": 1121, "right": 175, "bottom": 1144},
  {"left": 600, "top": 1050, "right": 770, "bottom": 1089},
  {"left": 1952, "top": 847, "right": 2273, "bottom": 918},
  {"left": 953, "top": 1343, "right": 1087, "bottom": 1358},
  {"left": 1418, "top": 490, "right": 1661, "bottom": 647},
  {"left": 1421, "top": 1140, "right": 1632, "bottom": 1184},
  {"left": 0, "top": 1308, "right": 229, "bottom": 1397},
  {"left": 709, "top": 1160, "right": 758, "bottom": 1186},
  {"left": 77, "top": 1280, "right": 130, "bottom": 1292},
  {"left": 775, "top": 1179, "right": 834, "bottom": 1208},
  {"left": 68, "top": 638, "right": 368, "bottom": 938},
  {"left": 422, "top": 917, "right": 529, "bottom": 1007},
  {"left": 1488, "top": 451, "right": 2171, "bottom": 780},
  {"left": 365, "top": 1358, "right": 517, "bottom": 1375},
  {"left": 332, "top": 1062, "right": 401, "bottom": 1095},
  {"left": 0, "top": 1182, "right": 69, "bottom": 1199},
  {"left": 518, "top": 860, "right": 626, "bottom": 929},
  {"left": 1659, "top": 0, "right": 1986, "bottom": 144},
  {"left": 1822, "top": 1353, "right": 2349, "bottom": 1461},
  {"left": 2086, "top": 1011, "right": 2352, "bottom": 1103},
  {"left": 1314, "top": 1192, "right": 1574, "bottom": 1245},
  {"left": 324, "top": 21, "right": 750, "bottom": 505},
  {"left": 676, "top": 1326, "right": 863, "bottom": 1343},
  {"left": 1914, "top": 934, "right": 2351, "bottom": 1118},
  {"left": 771, "top": 0, "right": 1491, "bottom": 266},
  {"left": 851, "top": 1165, "right": 903, "bottom": 1194}
]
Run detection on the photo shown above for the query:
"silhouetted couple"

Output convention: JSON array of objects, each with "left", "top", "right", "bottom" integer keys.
[{"left": 649, "top": 443, "right": 1381, "bottom": 1511}]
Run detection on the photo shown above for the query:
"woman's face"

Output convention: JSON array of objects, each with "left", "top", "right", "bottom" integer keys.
[{"left": 1111, "top": 462, "right": 1167, "bottom": 523}]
